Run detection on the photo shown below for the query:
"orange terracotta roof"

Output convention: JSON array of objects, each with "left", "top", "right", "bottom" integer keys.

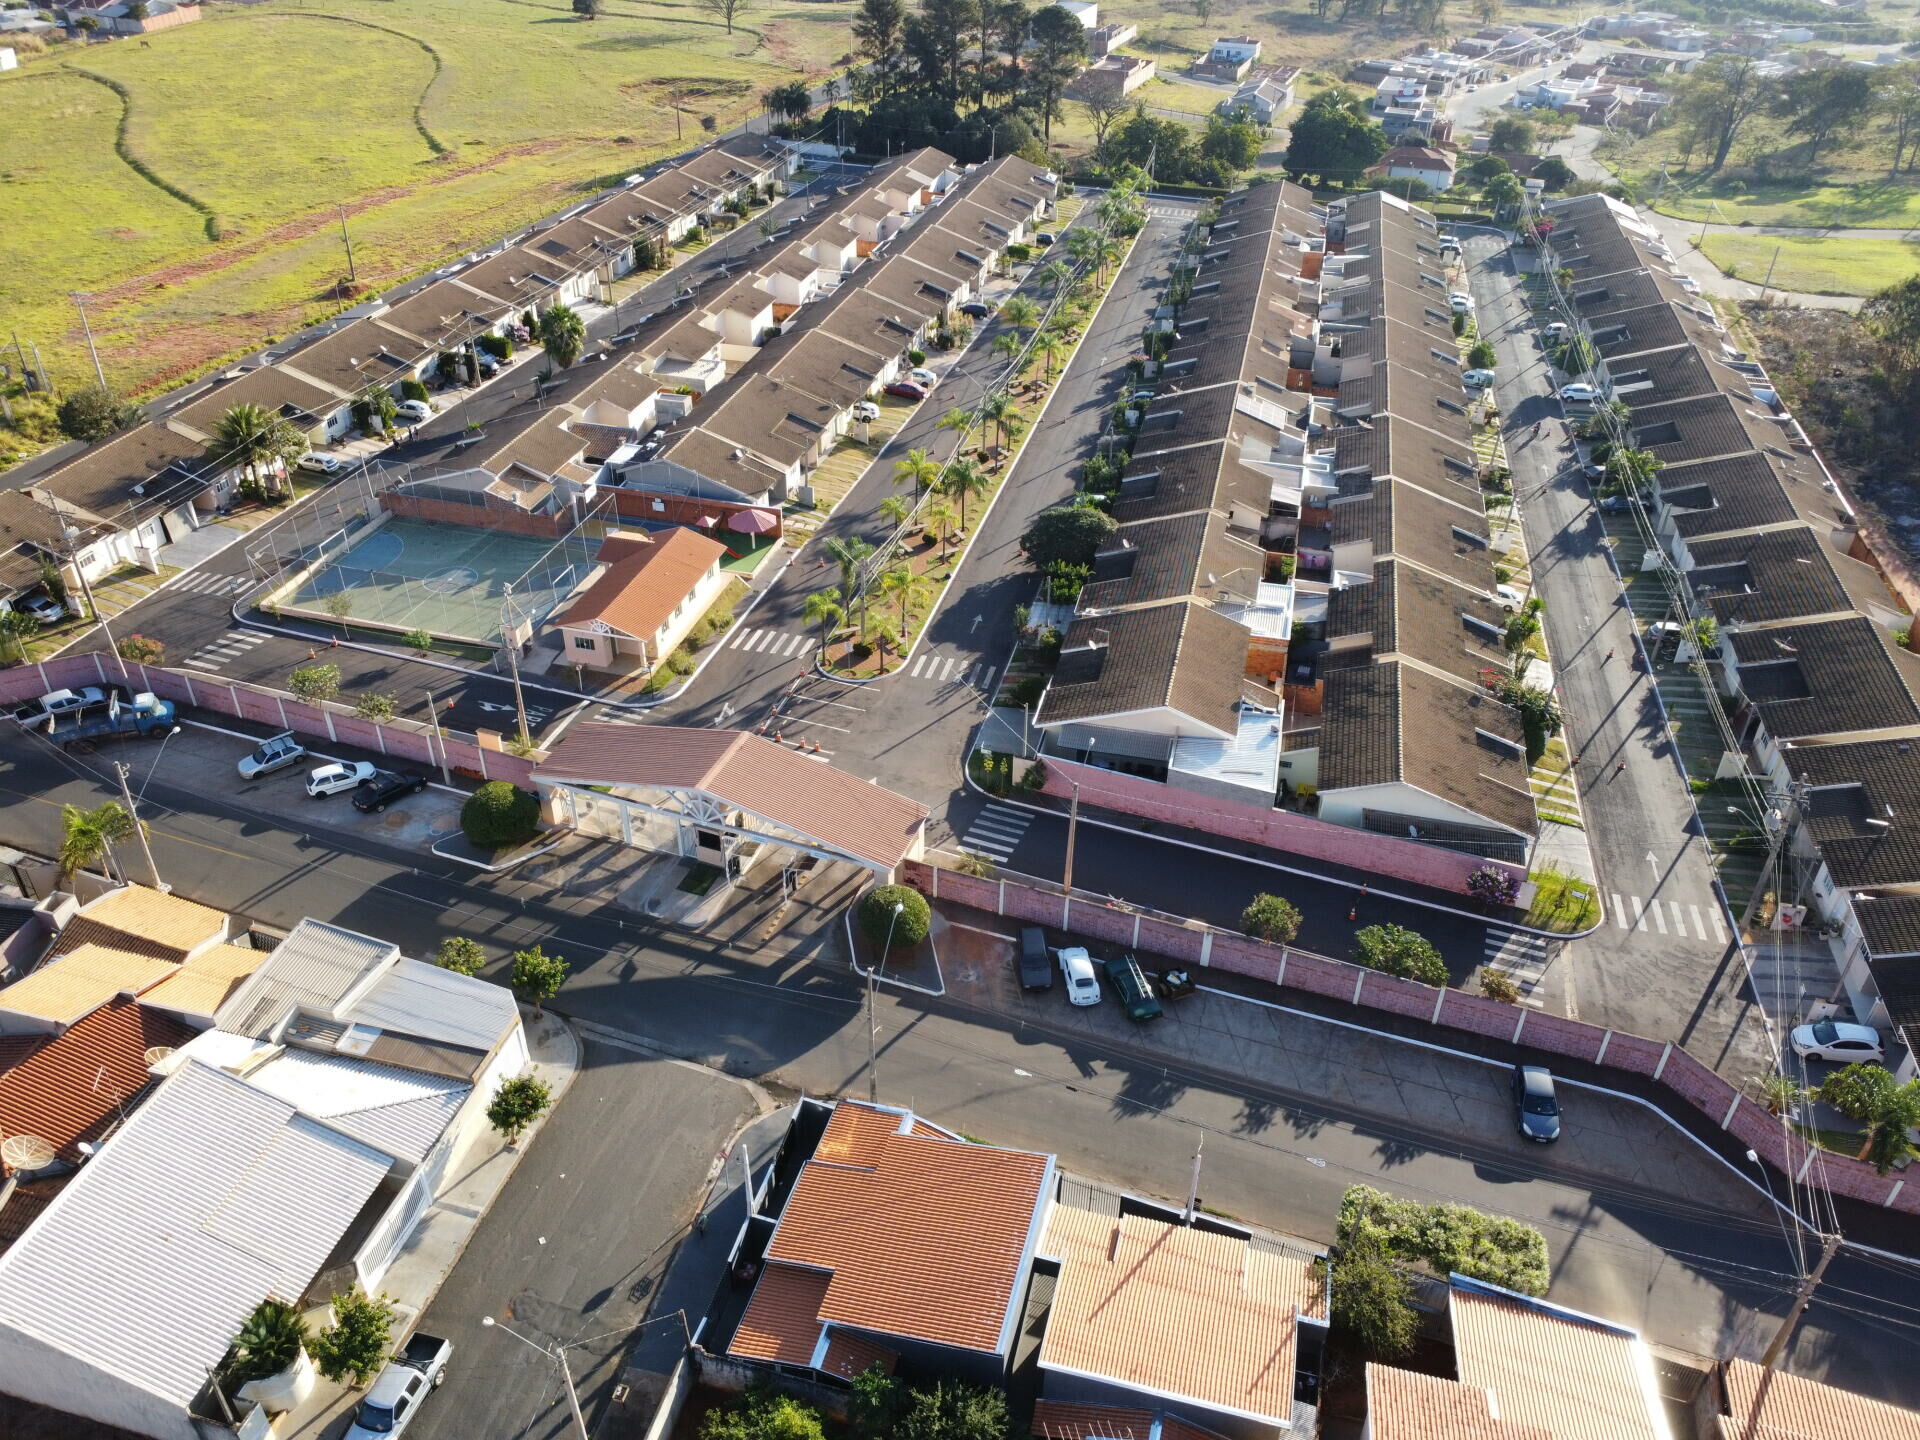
[
  {"left": 554, "top": 527, "right": 728, "bottom": 641},
  {"left": 1157, "top": 1419, "right": 1233, "bottom": 1440},
  {"left": 730, "top": 1262, "right": 830, "bottom": 1365},
  {"left": 140, "top": 943, "right": 268, "bottom": 1017},
  {"left": 0, "top": 944, "right": 179, "bottom": 1026},
  {"left": 1451, "top": 1289, "right": 1665, "bottom": 1440},
  {"left": 0, "top": 995, "right": 195, "bottom": 1159},
  {"left": 1364, "top": 1364, "right": 1551, "bottom": 1440},
  {"left": 537, "top": 726, "right": 928, "bottom": 871},
  {"left": 1040, "top": 1204, "right": 1316, "bottom": 1425},
  {"left": 1721, "top": 1358, "right": 1920, "bottom": 1440},
  {"left": 50, "top": 886, "right": 226, "bottom": 962},
  {"left": 820, "top": 1330, "right": 898, "bottom": 1381},
  {"left": 1031, "top": 1401, "right": 1157, "bottom": 1440},
  {"left": 0, "top": 1176, "right": 65, "bottom": 1253},
  {"left": 764, "top": 1102, "right": 1051, "bottom": 1354}
]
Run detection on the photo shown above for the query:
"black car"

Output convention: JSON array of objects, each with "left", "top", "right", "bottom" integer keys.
[
  {"left": 958, "top": 301, "right": 994, "bottom": 319},
  {"left": 1018, "top": 927, "right": 1053, "bottom": 991},
  {"left": 1513, "top": 1065, "right": 1562, "bottom": 1144},
  {"left": 352, "top": 769, "right": 429, "bottom": 813}
]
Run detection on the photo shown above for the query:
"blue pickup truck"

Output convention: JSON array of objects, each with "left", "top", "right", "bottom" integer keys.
[{"left": 44, "top": 693, "right": 177, "bottom": 752}]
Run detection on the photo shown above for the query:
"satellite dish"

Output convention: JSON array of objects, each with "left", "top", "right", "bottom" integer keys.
[
  {"left": 2, "top": 1135, "right": 56, "bottom": 1172},
  {"left": 144, "top": 1046, "right": 176, "bottom": 1068}
]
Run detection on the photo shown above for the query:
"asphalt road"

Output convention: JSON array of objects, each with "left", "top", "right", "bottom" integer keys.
[
  {"left": 6, "top": 729, "right": 1920, "bottom": 1407},
  {"left": 1465, "top": 234, "right": 1771, "bottom": 1078}
]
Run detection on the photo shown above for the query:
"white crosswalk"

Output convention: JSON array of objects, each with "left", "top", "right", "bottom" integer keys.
[
  {"left": 182, "top": 630, "right": 271, "bottom": 672},
  {"left": 904, "top": 652, "right": 996, "bottom": 691},
  {"left": 1606, "top": 891, "right": 1727, "bottom": 943},
  {"left": 170, "top": 570, "right": 251, "bottom": 597},
  {"left": 958, "top": 803, "right": 1032, "bottom": 863},
  {"left": 1145, "top": 204, "right": 1190, "bottom": 219},
  {"left": 1482, "top": 925, "right": 1551, "bottom": 1008},
  {"left": 728, "top": 626, "right": 813, "bottom": 658}
]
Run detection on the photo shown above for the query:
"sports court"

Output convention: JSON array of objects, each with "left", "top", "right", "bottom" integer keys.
[{"left": 284, "top": 518, "right": 588, "bottom": 644}]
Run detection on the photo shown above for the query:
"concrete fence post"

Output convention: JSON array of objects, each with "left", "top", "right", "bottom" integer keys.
[
  {"left": 182, "top": 673, "right": 196, "bottom": 709},
  {"left": 1352, "top": 970, "right": 1365, "bottom": 1006},
  {"left": 1888, "top": 1181, "right": 1905, "bottom": 1208},
  {"left": 1512, "top": 1008, "right": 1527, "bottom": 1045},
  {"left": 375, "top": 723, "right": 388, "bottom": 755},
  {"left": 1063, "top": 896, "right": 1072, "bottom": 930},
  {"left": 1431, "top": 987, "right": 1446, "bottom": 1024},
  {"left": 1797, "top": 1148, "right": 1817, "bottom": 1184},
  {"left": 275, "top": 697, "right": 288, "bottom": 730},
  {"left": 90, "top": 653, "right": 105, "bottom": 683},
  {"left": 1722, "top": 1095, "right": 1742, "bottom": 1128},
  {"left": 1653, "top": 1041, "right": 1673, "bottom": 1082},
  {"left": 1197, "top": 931, "right": 1212, "bottom": 966},
  {"left": 1595, "top": 1031, "right": 1613, "bottom": 1065},
  {"left": 325, "top": 711, "right": 337, "bottom": 744},
  {"left": 36, "top": 660, "right": 50, "bottom": 692},
  {"left": 478, "top": 748, "right": 491, "bottom": 780},
  {"left": 1132, "top": 914, "right": 1141, "bottom": 948},
  {"left": 1274, "top": 950, "right": 1286, "bottom": 986}
]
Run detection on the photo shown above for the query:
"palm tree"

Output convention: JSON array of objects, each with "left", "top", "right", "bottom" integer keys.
[
  {"left": 538, "top": 302, "right": 586, "bottom": 369},
  {"left": 59, "top": 801, "right": 135, "bottom": 884},
  {"left": 937, "top": 406, "right": 976, "bottom": 448},
  {"left": 207, "top": 402, "right": 305, "bottom": 498},
  {"left": 1036, "top": 259, "right": 1072, "bottom": 295},
  {"left": 982, "top": 391, "right": 1015, "bottom": 450},
  {"left": 878, "top": 494, "right": 913, "bottom": 531},
  {"left": 863, "top": 612, "right": 902, "bottom": 666},
  {"left": 802, "top": 587, "right": 845, "bottom": 641},
  {"left": 1033, "top": 332, "right": 1062, "bottom": 377},
  {"left": 941, "top": 458, "right": 992, "bottom": 530},
  {"left": 879, "top": 564, "right": 933, "bottom": 631},
  {"left": 922, "top": 500, "right": 957, "bottom": 557},
  {"left": 892, "top": 447, "right": 941, "bottom": 496},
  {"left": 1065, "top": 225, "right": 1103, "bottom": 275},
  {"left": 823, "top": 535, "right": 874, "bottom": 597},
  {"left": 998, "top": 295, "right": 1040, "bottom": 331},
  {"left": 992, "top": 331, "right": 1025, "bottom": 370}
]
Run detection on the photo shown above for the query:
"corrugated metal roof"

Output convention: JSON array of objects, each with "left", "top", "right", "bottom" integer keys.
[
  {"left": 216, "top": 919, "right": 397, "bottom": 1038},
  {"left": 1363, "top": 1364, "right": 1550, "bottom": 1440},
  {"left": 764, "top": 1101, "right": 1051, "bottom": 1354},
  {"left": 0, "top": 943, "right": 178, "bottom": 1025},
  {"left": 1451, "top": 1288, "right": 1669, "bottom": 1440},
  {"left": 1721, "top": 1358, "right": 1920, "bottom": 1440},
  {"left": 0, "top": 996, "right": 194, "bottom": 1159},
  {"left": 345, "top": 958, "right": 518, "bottom": 1054},
  {"left": 241, "top": 1047, "right": 469, "bottom": 1165},
  {"left": 1039, "top": 1205, "right": 1313, "bottom": 1425},
  {"left": 0, "top": 1059, "right": 390, "bottom": 1406},
  {"left": 730, "top": 1262, "right": 831, "bottom": 1365}
]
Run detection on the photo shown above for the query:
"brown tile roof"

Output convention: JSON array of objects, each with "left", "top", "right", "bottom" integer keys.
[
  {"left": 819, "top": 1330, "right": 899, "bottom": 1381},
  {"left": 1720, "top": 1356, "right": 1920, "bottom": 1440},
  {"left": 762, "top": 1102, "right": 1051, "bottom": 1354},
  {"left": 0, "top": 944, "right": 180, "bottom": 1027},
  {"left": 1364, "top": 1364, "right": 1551, "bottom": 1440},
  {"left": 1035, "top": 601, "right": 1250, "bottom": 735},
  {"left": 138, "top": 943, "right": 268, "bottom": 1018},
  {"left": 730, "top": 1262, "right": 830, "bottom": 1364},
  {"left": 32, "top": 422, "right": 210, "bottom": 526},
  {"left": 277, "top": 317, "right": 427, "bottom": 395},
  {"left": 51, "top": 886, "right": 228, "bottom": 962},
  {"left": 1451, "top": 1289, "right": 1663, "bottom": 1440},
  {"left": 536, "top": 726, "right": 928, "bottom": 871},
  {"left": 1040, "top": 1205, "right": 1316, "bottom": 1425},
  {"left": 0, "top": 1176, "right": 64, "bottom": 1253},
  {"left": 1031, "top": 1401, "right": 1158, "bottom": 1440},
  {"left": 0, "top": 996, "right": 193, "bottom": 1160},
  {"left": 553, "top": 528, "right": 728, "bottom": 642},
  {"left": 167, "top": 365, "right": 342, "bottom": 435}
]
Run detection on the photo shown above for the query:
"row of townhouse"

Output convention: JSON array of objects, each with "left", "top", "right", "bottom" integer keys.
[
  {"left": 1028, "top": 185, "right": 1541, "bottom": 867},
  {"left": 1531, "top": 193, "right": 1920, "bottom": 1075},
  {"left": 0, "top": 134, "right": 796, "bottom": 609}
]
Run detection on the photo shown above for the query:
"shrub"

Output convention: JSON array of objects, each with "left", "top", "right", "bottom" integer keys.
[
  {"left": 1466, "top": 866, "right": 1520, "bottom": 908},
  {"left": 488, "top": 1074, "right": 553, "bottom": 1143},
  {"left": 461, "top": 781, "right": 539, "bottom": 848},
  {"left": 403, "top": 628, "right": 433, "bottom": 653},
  {"left": 1325, "top": 1240, "right": 1418, "bottom": 1359},
  {"left": 288, "top": 663, "right": 341, "bottom": 703},
  {"left": 229, "top": 1299, "right": 309, "bottom": 1387},
  {"left": 907, "top": 347, "right": 928, "bottom": 366},
  {"left": 436, "top": 936, "right": 485, "bottom": 975},
  {"left": 1452, "top": 312, "right": 1467, "bottom": 336},
  {"left": 1479, "top": 970, "right": 1521, "bottom": 1004},
  {"left": 117, "top": 633, "right": 164, "bottom": 665},
  {"left": 1467, "top": 339, "right": 1497, "bottom": 370},
  {"left": 1241, "top": 893, "right": 1303, "bottom": 944},
  {"left": 56, "top": 386, "right": 141, "bottom": 443},
  {"left": 510, "top": 944, "right": 569, "bottom": 1013},
  {"left": 704, "top": 1391, "right": 827, "bottom": 1440},
  {"left": 1021, "top": 505, "right": 1116, "bottom": 569},
  {"left": 477, "top": 332, "right": 512, "bottom": 360},
  {"left": 1336, "top": 1184, "right": 1549, "bottom": 1295},
  {"left": 308, "top": 1287, "right": 396, "bottom": 1387},
  {"left": 859, "top": 884, "right": 931, "bottom": 951},
  {"left": 353, "top": 692, "right": 396, "bottom": 722},
  {"left": 1352, "top": 923, "right": 1447, "bottom": 987}
]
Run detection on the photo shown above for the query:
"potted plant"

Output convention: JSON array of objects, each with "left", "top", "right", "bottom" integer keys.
[{"left": 229, "top": 1299, "right": 316, "bottom": 1415}]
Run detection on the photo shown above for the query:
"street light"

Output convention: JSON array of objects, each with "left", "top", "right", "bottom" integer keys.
[
  {"left": 480, "top": 1316, "right": 589, "bottom": 1440},
  {"left": 115, "top": 725, "right": 178, "bottom": 893},
  {"left": 867, "top": 899, "right": 904, "bottom": 1104}
]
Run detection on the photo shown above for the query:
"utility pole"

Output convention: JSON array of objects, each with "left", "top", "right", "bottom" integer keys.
[
  {"left": 113, "top": 759, "right": 167, "bottom": 892},
  {"left": 338, "top": 201, "right": 358, "bottom": 282},
  {"left": 423, "top": 688, "right": 451, "bottom": 786},
  {"left": 501, "top": 589, "right": 531, "bottom": 746},
  {"left": 555, "top": 1347, "right": 589, "bottom": 1440},
  {"left": 47, "top": 493, "right": 129, "bottom": 681},
  {"left": 868, "top": 900, "right": 904, "bottom": 1103},
  {"left": 1061, "top": 780, "right": 1081, "bottom": 897},
  {"left": 70, "top": 292, "right": 108, "bottom": 393},
  {"left": 1184, "top": 1134, "right": 1204, "bottom": 1222},
  {"left": 1757, "top": 1230, "right": 1841, "bottom": 1371},
  {"left": 1759, "top": 244, "right": 1780, "bottom": 302}
]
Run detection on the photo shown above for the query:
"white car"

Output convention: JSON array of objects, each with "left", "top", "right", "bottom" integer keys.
[
  {"left": 1462, "top": 369, "right": 1497, "bottom": 388},
  {"left": 1496, "top": 583, "right": 1527, "bottom": 611},
  {"left": 1449, "top": 292, "right": 1475, "bottom": 313},
  {"left": 1559, "top": 383, "right": 1600, "bottom": 404},
  {"left": 395, "top": 398, "right": 433, "bottom": 423},
  {"left": 239, "top": 732, "right": 307, "bottom": 780},
  {"left": 306, "top": 760, "right": 378, "bottom": 798},
  {"left": 907, "top": 366, "right": 939, "bottom": 388},
  {"left": 1058, "top": 946, "right": 1102, "bottom": 1007},
  {"left": 851, "top": 400, "right": 880, "bottom": 422},
  {"left": 1789, "top": 1019, "right": 1884, "bottom": 1065},
  {"left": 19, "top": 592, "right": 67, "bottom": 625},
  {"left": 39, "top": 687, "right": 106, "bottom": 719},
  {"left": 296, "top": 453, "right": 346, "bottom": 476}
]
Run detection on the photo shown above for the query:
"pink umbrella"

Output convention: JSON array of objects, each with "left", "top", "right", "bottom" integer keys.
[{"left": 726, "top": 508, "right": 779, "bottom": 534}]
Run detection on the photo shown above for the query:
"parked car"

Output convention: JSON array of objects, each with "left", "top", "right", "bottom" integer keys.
[
  {"left": 19, "top": 592, "right": 67, "bottom": 626},
  {"left": 1513, "top": 1065, "right": 1561, "bottom": 1143},
  {"left": 307, "top": 760, "right": 379, "bottom": 798},
  {"left": 1104, "top": 953, "right": 1163, "bottom": 1022},
  {"left": 851, "top": 400, "right": 881, "bottom": 422},
  {"left": 1598, "top": 493, "right": 1633, "bottom": 513},
  {"left": 1496, "top": 583, "right": 1527, "bottom": 611},
  {"left": 16, "top": 687, "right": 106, "bottom": 728},
  {"left": 1462, "top": 369, "right": 1497, "bottom": 388},
  {"left": 908, "top": 366, "right": 939, "bottom": 388},
  {"left": 296, "top": 453, "right": 346, "bottom": 476},
  {"left": 1018, "top": 927, "right": 1053, "bottom": 991},
  {"left": 1058, "top": 946, "right": 1101, "bottom": 1006},
  {"left": 352, "top": 768, "right": 430, "bottom": 813},
  {"left": 1439, "top": 232, "right": 1461, "bottom": 250},
  {"left": 1789, "top": 1019, "right": 1884, "bottom": 1065},
  {"left": 1543, "top": 321, "right": 1570, "bottom": 341},
  {"left": 884, "top": 381, "right": 928, "bottom": 401},
  {"left": 238, "top": 732, "right": 307, "bottom": 779},
  {"left": 1036, "top": 231, "right": 1058, "bottom": 246},
  {"left": 47, "top": 694, "right": 176, "bottom": 752},
  {"left": 344, "top": 1332, "right": 451, "bottom": 1440},
  {"left": 958, "top": 301, "right": 994, "bottom": 319},
  {"left": 475, "top": 352, "right": 500, "bottom": 376},
  {"left": 1449, "top": 292, "right": 1475, "bottom": 313},
  {"left": 395, "top": 398, "right": 433, "bottom": 423},
  {"left": 1559, "top": 383, "right": 1600, "bottom": 404}
]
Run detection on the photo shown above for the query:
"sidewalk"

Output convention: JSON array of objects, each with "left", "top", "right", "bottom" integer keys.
[{"left": 278, "top": 1006, "right": 582, "bottom": 1440}]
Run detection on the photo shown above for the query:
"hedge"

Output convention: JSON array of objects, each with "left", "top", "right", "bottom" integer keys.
[{"left": 1336, "top": 1185, "right": 1548, "bottom": 1296}]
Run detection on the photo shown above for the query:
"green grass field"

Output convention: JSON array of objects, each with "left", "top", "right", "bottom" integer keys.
[
  {"left": 0, "top": 0, "right": 854, "bottom": 420},
  {"left": 1608, "top": 126, "right": 1920, "bottom": 228},
  {"left": 1699, "top": 232, "right": 1920, "bottom": 297}
]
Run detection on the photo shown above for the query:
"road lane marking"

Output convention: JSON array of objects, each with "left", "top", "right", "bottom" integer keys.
[
  {"left": 1632, "top": 896, "right": 1648, "bottom": 932},
  {"left": 1612, "top": 893, "right": 1628, "bottom": 929}
]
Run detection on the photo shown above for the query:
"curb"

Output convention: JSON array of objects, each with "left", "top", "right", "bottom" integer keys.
[
  {"left": 843, "top": 887, "right": 946, "bottom": 997},
  {"left": 429, "top": 829, "right": 572, "bottom": 872}
]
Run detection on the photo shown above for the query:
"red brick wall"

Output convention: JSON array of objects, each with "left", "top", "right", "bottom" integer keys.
[
  {"left": 605, "top": 489, "right": 783, "bottom": 541},
  {"left": 381, "top": 492, "right": 573, "bottom": 539}
]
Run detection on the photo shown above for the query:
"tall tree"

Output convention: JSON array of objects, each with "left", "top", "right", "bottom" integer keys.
[
  {"left": 1673, "top": 55, "right": 1769, "bottom": 174},
  {"left": 763, "top": 80, "right": 813, "bottom": 125},
  {"left": 852, "top": 0, "right": 907, "bottom": 95},
  {"left": 206, "top": 401, "right": 305, "bottom": 497},
  {"left": 1077, "top": 90, "right": 1131, "bottom": 159},
  {"left": 905, "top": 0, "right": 974, "bottom": 105},
  {"left": 1877, "top": 63, "right": 1920, "bottom": 173},
  {"left": 539, "top": 302, "right": 586, "bottom": 369},
  {"left": 1771, "top": 66, "right": 1875, "bottom": 168},
  {"left": 991, "top": 0, "right": 1030, "bottom": 97},
  {"left": 1022, "top": 4, "right": 1087, "bottom": 141},
  {"left": 941, "top": 457, "right": 992, "bottom": 527},
  {"left": 696, "top": 0, "right": 749, "bottom": 33},
  {"left": 1282, "top": 87, "right": 1386, "bottom": 185}
]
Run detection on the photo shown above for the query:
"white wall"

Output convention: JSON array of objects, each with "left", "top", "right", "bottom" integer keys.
[
  {"left": 0, "top": 1321, "right": 197, "bottom": 1440},
  {"left": 1316, "top": 779, "right": 1526, "bottom": 840}
]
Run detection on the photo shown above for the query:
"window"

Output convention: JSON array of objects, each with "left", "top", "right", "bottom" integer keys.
[{"left": 573, "top": 636, "right": 596, "bottom": 651}]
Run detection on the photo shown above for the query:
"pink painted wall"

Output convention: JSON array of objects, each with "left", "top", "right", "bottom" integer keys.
[
  {"left": 899, "top": 855, "right": 1919, "bottom": 1216},
  {"left": 1036, "top": 755, "right": 1521, "bottom": 897}
]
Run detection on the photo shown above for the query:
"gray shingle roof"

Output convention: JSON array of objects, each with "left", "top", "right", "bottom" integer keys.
[
  {"left": 1686, "top": 525, "right": 1852, "bottom": 626},
  {"left": 1658, "top": 452, "right": 1799, "bottom": 540},
  {"left": 1786, "top": 740, "right": 1920, "bottom": 890},
  {"left": 1729, "top": 617, "right": 1920, "bottom": 741},
  {"left": 1036, "top": 601, "right": 1250, "bottom": 734}
]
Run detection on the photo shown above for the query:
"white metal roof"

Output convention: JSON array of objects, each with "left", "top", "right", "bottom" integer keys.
[
  {"left": 346, "top": 957, "right": 519, "bottom": 1054},
  {"left": 242, "top": 1047, "right": 469, "bottom": 1165},
  {"left": 0, "top": 1060, "right": 391, "bottom": 1408},
  {"left": 216, "top": 919, "right": 398, "bottom": 1038}
]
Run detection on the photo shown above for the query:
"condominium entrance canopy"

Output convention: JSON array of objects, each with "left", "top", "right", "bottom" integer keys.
[{"left": 535, "top": 723, "right": 929, "bottom": 875}]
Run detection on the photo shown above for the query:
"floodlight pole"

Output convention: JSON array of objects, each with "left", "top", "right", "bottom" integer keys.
[{"left": 501, "top": 584, "right": 531, "bottom": 746}]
